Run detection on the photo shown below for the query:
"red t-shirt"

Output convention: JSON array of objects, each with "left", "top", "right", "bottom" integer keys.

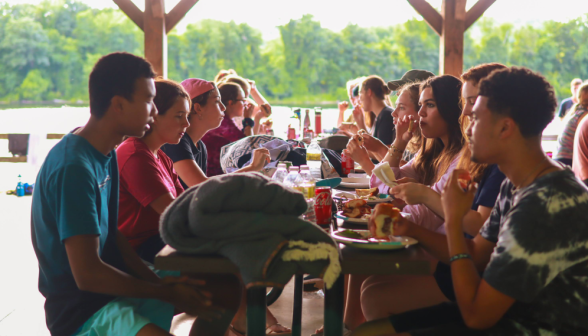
[{"left": 116, "top": 138, "right": 184, "bottom": 248}]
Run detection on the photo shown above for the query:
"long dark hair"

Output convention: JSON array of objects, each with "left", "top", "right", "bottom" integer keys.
[{"left": 413, "top": 75, "right": 463, "bottom": 185}]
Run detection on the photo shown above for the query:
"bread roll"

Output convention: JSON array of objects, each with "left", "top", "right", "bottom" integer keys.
[{"left": 369, "top": 203, "right": 401, "bottom": 238}]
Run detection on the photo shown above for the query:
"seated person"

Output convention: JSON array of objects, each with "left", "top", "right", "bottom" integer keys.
[
  {"left": 353, "top": 67, "right": 588, "bottom": 336},
  {"left": 31, "top": 52, "right": 240, "bottom": 336},
  {"left": 337, "top": 77, "right": 365, "bottom": 136},
  {"left": 161, "top": 78, "right": 270, "bottom": 188},
  {"left": 553, "top": 82, "right": 588, "bottom": 166},
  {"left": 572, "top": 89, "right": 588, "bottom": 185},
  {"left": 360, "top": 63, "right": 507, "bottom": 323},
  {"left": 357, "top": 75, "right": 396, "bottom": 146},
  {"left": 201, "top": 82, "right": 264, "bottom": 176}
]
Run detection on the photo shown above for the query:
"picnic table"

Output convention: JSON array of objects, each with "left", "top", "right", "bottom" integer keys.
[{"left": 154, "top": 218, "right": 431, "bottom": 336}]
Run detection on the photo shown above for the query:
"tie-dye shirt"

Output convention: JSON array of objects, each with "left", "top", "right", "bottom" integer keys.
[{"left": 479, "top": 168, "right": 588, "bottom": 335}]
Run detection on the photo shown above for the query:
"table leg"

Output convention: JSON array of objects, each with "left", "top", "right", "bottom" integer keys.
[
  {"left": 247, "top": 286, "right": 267, "bottom": 336},
  {"left": 292, "top": 274, "right": 303, "bottom": 336},
  {"left": 324, "top": 274, "right": 344, "bottom": 336}
]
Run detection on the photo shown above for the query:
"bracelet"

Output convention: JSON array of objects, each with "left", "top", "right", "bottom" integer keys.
[
  {"left": 242, "top": 118, "right": 255, "bottom": 128},
  {"left": 389, "top": 144, "right": 403, "bottom": 155},
  {"left": 449, "top": 253, "right": 472, "bottom": 263}
]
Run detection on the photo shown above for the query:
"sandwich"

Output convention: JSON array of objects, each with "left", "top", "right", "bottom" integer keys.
[
  {"left": 372, "top": 162, "right": 398, "bottom": 188},
  {"left": 356, "top": 187, "right": 379, "bottom": 199},
  {"left": 342, "top": 199, "right": 372, "bottom": 218},
  {"left": 369, "top": 203, "right": 401, "bottom": 239}
]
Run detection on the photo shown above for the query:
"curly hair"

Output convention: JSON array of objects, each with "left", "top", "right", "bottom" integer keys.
[{"left": 478, "top": 67, "right": 557, "bottom": 138}]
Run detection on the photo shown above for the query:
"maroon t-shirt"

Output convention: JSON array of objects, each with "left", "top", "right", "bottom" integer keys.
[
  {"left": 116, "top": 138, "right": 184, "bottom": 248},
  {"left": 201, "top": 116, "right": 245, "bottom": 176}
]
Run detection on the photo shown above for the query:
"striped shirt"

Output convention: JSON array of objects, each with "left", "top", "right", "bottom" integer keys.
[{"left": 555, "top": 105, "right": 588, "bottom": 161}]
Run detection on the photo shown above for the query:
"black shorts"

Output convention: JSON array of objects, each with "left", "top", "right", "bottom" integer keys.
[{"left": 389, "top": 302, "right": 519, "bottom": 336}]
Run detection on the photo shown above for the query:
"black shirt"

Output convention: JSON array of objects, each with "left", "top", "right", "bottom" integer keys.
[
  {"left": 161, "top": 134, "right": 207, "bottom": 189},
  {"left": 372, "top": 106, "right": 395, "bottom": 146}
]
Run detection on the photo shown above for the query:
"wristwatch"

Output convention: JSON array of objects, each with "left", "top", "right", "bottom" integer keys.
[{"left": 242, "top": 118, "right": 255, "bottom": 128}]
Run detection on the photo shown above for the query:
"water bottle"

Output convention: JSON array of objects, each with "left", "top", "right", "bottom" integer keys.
[
  {"left": 283, "top": 166, "right": 301, "bottom": 189},
  {"left": 16, "top": 174, "right": 25, "bottom": 197},
  {"left": 306, "top": 140, "right": 322, "bottom": 180},
  {"left": 298, "top": 166, "right": 317, "bottom": 223},
  {"left": 297, "top": 166, "right": 316, "bottom": 199},
  {"left": 272, "top": 163, "right": 289, "bottom": 183}
]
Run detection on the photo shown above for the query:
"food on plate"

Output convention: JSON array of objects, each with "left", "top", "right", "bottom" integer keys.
[
  {"left": 337, "top": 229, "right": 364, "bottom": 239},
  {"left": 342, "top": 199, "right": 372, "bottom": 218},
  {"left": 372, "top": 162, "right": 398, "bottom": 188},
  {"left": 457, "top": 171, "right": 472, "bottom": 191},
  {"left": 369, "top": 203, "right": 401, "bottom": 239},
  {"left": 356, "top": 187, "right": 379, "bottom": 199}
]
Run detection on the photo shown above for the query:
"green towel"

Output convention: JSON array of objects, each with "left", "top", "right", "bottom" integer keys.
[{"left": 160, "top": 172, "right": 341, "bottom": 288}]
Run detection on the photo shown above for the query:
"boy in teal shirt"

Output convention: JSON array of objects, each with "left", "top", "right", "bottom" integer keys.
[{"left": 31, "top": 52, "right": 240, "bottom": 336}]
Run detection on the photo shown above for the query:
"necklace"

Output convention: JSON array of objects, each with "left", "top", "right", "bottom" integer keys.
[{"left": 511, "top": 157, "right": 548, "bottom": 195}]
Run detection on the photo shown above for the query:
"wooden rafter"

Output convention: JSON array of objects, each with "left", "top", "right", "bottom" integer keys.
[
  {"left": 407, "top": 0, "right": 443, "bottom": 36},
  {"left": 166, "top": 0, "right": 200, "bottom": 33},
  {"left": 113, "top": 0, "right": 144, "bottom": 30},
  {"left": 465, "top": 0, "right": 497, "bottom": 30}
]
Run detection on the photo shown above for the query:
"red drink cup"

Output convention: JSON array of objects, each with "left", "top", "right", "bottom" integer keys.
[
  {"left": 314, "top": 187, "right": 332, "bottom": 225},
  {"left": 341, "top": 151, "right": 354, "bottom": 176}
]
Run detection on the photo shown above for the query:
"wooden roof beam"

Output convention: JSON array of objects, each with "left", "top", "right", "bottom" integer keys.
[
  {"left": 407, "top": 0, "right": 443, "bottom": 36},
  {"left": 465, "top": 0, "right": 497, "bottom": 30},
  {"left": 113, "top": 0, "right": 144, "bottom": 31},
  {"left": 166, "top": 0, "right": 200, "bottom": 33}
]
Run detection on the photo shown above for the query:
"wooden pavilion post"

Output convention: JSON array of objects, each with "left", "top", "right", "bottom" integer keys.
[
  {"left": 113, "top": 0, "right": 200, "bottom": 78},
  {"left": 407, "top": 0, "right": 496, "bottom": 76}
]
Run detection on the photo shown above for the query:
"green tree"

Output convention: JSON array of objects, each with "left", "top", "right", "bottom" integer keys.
[{"left": 20, "top": 69, "right": 51, "bottom": 100}]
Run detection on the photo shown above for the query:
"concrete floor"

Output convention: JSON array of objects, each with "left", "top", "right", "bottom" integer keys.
[{"left": 0, "top": 193, "right": 324, "bottom": 336}]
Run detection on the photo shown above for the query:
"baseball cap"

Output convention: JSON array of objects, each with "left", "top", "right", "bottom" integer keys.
[
  {"left": 387, "top": 70, "right": 436, "bottom": 91},
  {"left": 180, "top": 78, "right": 215, "bottom": 100}
]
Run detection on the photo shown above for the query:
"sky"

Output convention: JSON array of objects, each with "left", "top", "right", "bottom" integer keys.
[{"left": 5, "top": 0, "right": 588, "bottom": 40}]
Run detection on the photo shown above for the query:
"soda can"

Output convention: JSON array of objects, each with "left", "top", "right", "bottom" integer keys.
[
  {"left": 287, "top": 127, "right": 297, "bottom": 140},
  {"left": 314, "top": 187, "right": 333, "bottom": 225},
  {"left": 341, "top": 151, "right": 354, "bottom": 176}
]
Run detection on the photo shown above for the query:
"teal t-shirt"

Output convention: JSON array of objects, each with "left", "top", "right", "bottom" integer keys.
[{"left": 31, "top": 133, "right": 127, "bottom": 336}]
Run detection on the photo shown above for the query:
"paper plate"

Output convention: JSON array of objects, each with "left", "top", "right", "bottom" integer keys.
[
  {"left": 332, "top": 229, "right": 418, "bottom": 250},
  {"left": 335, "top": 211, "right": 370, "bottom": 223}
]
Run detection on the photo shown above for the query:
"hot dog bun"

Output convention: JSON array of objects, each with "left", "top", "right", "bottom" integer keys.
[{"left": 369, "top": 203, "right": 401, "bottom": 238}]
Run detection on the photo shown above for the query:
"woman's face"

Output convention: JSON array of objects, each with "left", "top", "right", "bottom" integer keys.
[
  {"left": 188, "top": 88, "right": 226, "bottom": 132},
  {"left": 359, "top": 87, "right": 371, "bottom": 112},
  {"left": 152, "top": 97, "right": 190, "bottom": 145},
  {"left": 418, "top": 87, "right": 448, "bottom": 139},
  {"left": 392, "top": 90, "right": 419, "bottom": 124},
  {"left": 225, "top": 88, "right": 246, "bottom": 118},
  {"left": 461, "top": 80, "right": 479, "bottom": 118}
]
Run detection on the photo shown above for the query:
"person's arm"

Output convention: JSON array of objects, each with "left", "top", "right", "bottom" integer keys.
[
  {"left": 115, "top": 230, "right": 161, "bottom": 283},
  {"left": 360, "top": 132, "right": 389, "bottom": 161},
  {"left": 441, "top": 169, "right": 515, "bottom": 329},
  {"left": 65, "top": 234, "right": 213, "bottom": 314},
  {"left": 173, "top": 159, "right": 208, "bottom": 187},
  {"left": 249, "top": 81, "right": 269, "bottom": 106},
  {"left": 234, "top": 148, "right": 271, "bottom": 173},
  {"left": 337, "top": 102, "right": 349, "bottom": 127},
  {"left": 242, "top": 103, "right": 255, "bottom": 137},
  {"left": 352, "top": 106, "right": 368, "bottom": 132}
]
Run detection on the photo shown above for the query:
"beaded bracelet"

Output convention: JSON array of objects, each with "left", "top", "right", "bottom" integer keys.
[
  {"left": 389, "top": 144, "right": 403, "bottom": 156},
  {"left": 449, "top": 253, "right": 472, "bottom": 263}
]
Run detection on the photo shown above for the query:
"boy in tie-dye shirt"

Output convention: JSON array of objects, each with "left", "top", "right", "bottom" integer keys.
[{"left": 354, "top": 67, "right": 588, "bottom": 335}]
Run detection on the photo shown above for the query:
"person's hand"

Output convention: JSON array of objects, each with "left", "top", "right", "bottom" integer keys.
[
  {"left": 392, "top": 214, "right": 416, "bottom": 237},
  {"left": 358, "top": 131, "right": 387, "bottom": 156},
  {"left": 339, "top": 123, "right": 359, "bottom": 136},
  {"left": 243, "top": 102, "right": 255, "bottom": 119},
  {"left": 441, "top": 169, "right": 477, "bottom": 224},
  {"left": 249, "top": 148, "right": 271, "bottom": 171},
  {"left": 166, "top": 282, "right": 223, "bottom": 319},
  {"left": 338, "top": 101, "right": 349, "bottom": 114},
  {"left": 352, "top": 105, "right": 364, "bottom": 123},
  {"left": 345, "top": 137, "right": 370, "bottom": 166},
  {"left": 394, "top": 115, "right": 416, "bottom": 146},
  {"left": 248, "top": 79, "right": 257, "bottom": 91},
  {"left": 390, "top": 182, "right": 430, "bottom": 205},
  {"left": 160, "top": 275, "right": 205, "bottom": 286}
]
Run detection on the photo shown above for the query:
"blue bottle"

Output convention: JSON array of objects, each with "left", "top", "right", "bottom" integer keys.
[{"left": 16, "top": 174, "right": 25, "bottom": 197}]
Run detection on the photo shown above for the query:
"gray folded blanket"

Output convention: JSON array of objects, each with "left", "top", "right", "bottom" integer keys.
[{"left": 160, "top": 173, "right": 341, "bottom": 289}]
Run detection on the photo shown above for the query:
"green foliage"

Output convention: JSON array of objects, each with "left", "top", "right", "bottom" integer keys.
[{"left": 0, "top": 1, "right": 586, "bottom": 104}]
